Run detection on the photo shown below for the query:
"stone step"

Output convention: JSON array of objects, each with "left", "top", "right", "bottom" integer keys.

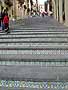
[
  {"left": 14, "top": 27, "right": 68, "bottom": 31},
  {"left": 12, "top": 28, "right": 41, "bottom": 30},
  {"left": 0, "top": 38, "right": 68, "bottom": 42},
  {"left": 17, "top": 26, "right": 67, "bottom": 29},
  {"left": 0, "top": 34, "right": 68, "bottom": 37},
  {"left": 0, "top": 61, "right": 67, "bottom": 66},
  {"left": 1, "top": 43, "right": 68, "bottom": 48},
  {"left": 0, "top": 65, "right": 68, "bottom": 81},
  {"left": 0, "top": 58, "right": 67, "bottom": 62},
  {"left": 0, "top": 35, "right": 68, "bottom": 38},
  {"left": 23, "top": 27, "right": 67, "bottom": 29},
  {"left": 0, "top": 44, "right": 68, "bottom": 50},
  {"left": 13, "top": 26, "right": 67, "bottom": 28},
  {"left": 1, "top": 31, "right": 68, "bottom": 34},
  {"left": 0, "top": 50, "right": 68, "bottom": 60},
  {"left": 19, "top": 25, "right": 66, "bottom": 28},
  {"left": 0, "top": 40, "right": 68, "bottom": 43},
  {"left": 12, "top": 29, "right": 68, "bottom": 32},
  {"left": 9, "top": 32, "right": 68, "bottom": 34}
]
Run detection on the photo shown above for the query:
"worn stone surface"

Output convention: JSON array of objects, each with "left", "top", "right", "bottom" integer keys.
[{"left": 0, "top": 16, "right": 68, "bottom": 82}]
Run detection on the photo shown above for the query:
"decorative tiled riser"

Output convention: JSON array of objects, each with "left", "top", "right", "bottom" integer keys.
[{"left": 0, "top": 80, "right": 68, "bottom": 89}]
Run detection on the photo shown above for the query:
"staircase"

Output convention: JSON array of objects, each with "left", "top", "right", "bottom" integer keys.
[{"left": 0, "top": 16, "right": 68, "bottom": 89}]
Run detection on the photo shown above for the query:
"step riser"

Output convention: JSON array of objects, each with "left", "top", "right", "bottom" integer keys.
[
  {"left": 0, "top": 50, "right": 67, "bottom": 54},
  {"left": 0, "top": 45, "right": 68, "bottom": 50},
  {"left": 1, "top": 32, "right": 68, "bottom": 35},
  {"left": 0, "top": 41, "right": 68, "bottom": 43},
  {"left": 0, "top": 43, "right": 68, "bottom": 46},
  {"left": 0, "top": 34, "right": 68, "bottom": 37},
  {"left": 0, "top": 81, "right": 68, "bottom": 89},
  {"left": 0, "top": 38, "right": 68, "bottom": 42},
  {"left": 0, "top": 36, "right": 68, "bottom": 39},
  {"left": 11, "top": 30, "right": 68, "bottom": 32},
  {"left": 10, "top": 32, "right": 68, "bottom": 34},
  {"left": 0, "top": 38, "right": 68, "bottom": 40},
  {"left": 0, "top": 61, "right": 67, "bottom": 66}
]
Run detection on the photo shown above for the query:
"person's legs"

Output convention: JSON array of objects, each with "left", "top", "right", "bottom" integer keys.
[
  {"left": 2, "top": 23, "right": 5, "bottom": 30},
  {"left": 5, "top": 23, "right": 9, "bottom": 32},
  {"left": 0, "top": 20, "right": 2, "bottom": 30},
  {"left": 0, "top": 20, "right": 1, "bottom": 27},
  {"left": 5, "top": 23, "right": 9, "bottom": 29}
]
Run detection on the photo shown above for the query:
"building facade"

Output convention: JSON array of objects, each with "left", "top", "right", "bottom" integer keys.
[
  {"left": 0, "top": 0, "right": 33, "bottom": 20},
  {"left": 0, "top": 0, "right": 13, "bottom": 19},
  {"left": 52, "top": 0, "right": 68, "bottom": 26},
  {"left": 12, "top": 0, "right": 32, "bottom": 19},
  {"left": 44, "top": 0, "right": 52, "bottom": 16},
  {"left": 44, "top": 1, "right": 48, "bottom": 12}
]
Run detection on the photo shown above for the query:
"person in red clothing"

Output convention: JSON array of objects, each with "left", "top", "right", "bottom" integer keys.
[{"left": 3, "top": 13, "right": 9, "bottom": 32}]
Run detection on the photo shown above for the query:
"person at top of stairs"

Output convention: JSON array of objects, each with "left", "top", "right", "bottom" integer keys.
[{"left": 3, "top": 13, "right": 9, "bottom": 32}]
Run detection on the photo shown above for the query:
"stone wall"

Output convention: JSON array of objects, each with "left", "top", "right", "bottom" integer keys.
[{"left": 52, "top": 0, "right": 68, "bottom": 26}]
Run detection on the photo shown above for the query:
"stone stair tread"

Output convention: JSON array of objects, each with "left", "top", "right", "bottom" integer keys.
[
  {"left": 0, "top": 38, "right": 68, "bottom": 42},
  {"left": 0, "top": 41, "right": 68, "bottom": 43},
  {"left": 1, "top": 36, "right": 68, "bottom": 38},
  {"left": 0, "top": 53, "right": 68, "bottom": 60},
  {"left": 0, "top": 34, "right": 68, "bottom": 37},
  {"left": 0, "top": 65, "right": 68, "bottom": 81},
  {"left": 10, "top": 32, "right": 68, "bottom": 34},
  {"left": 12, "top": 29, "right": 68, "bottom": 32},
  {"left": 1, "top": 32, "right": 68, "bottom": 35},
  {"left": 0, "top": 45, "right": 68, "bottom": 50},
  {"left": 1, "top": 43, "right": 68, "bottom": 46}
]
